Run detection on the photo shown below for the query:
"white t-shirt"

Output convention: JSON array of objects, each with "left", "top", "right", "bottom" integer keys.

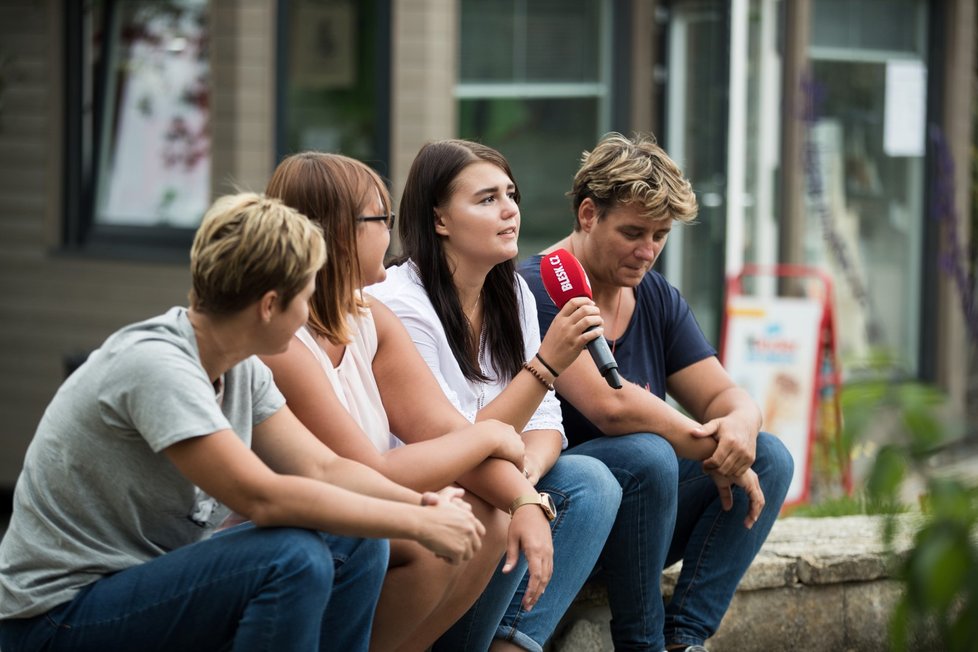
[{"left": 367, "top": 262, "right": 566, "bottom": 448}]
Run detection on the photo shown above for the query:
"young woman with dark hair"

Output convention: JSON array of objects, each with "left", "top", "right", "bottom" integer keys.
[{"left": 369, "top": 140, "right": 622, "bottom": 652}]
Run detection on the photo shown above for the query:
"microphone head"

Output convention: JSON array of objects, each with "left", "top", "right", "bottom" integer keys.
[{"left": 539, "top": 248, "right": 592, "bottom": 308}]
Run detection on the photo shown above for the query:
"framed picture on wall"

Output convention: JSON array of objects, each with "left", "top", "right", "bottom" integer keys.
[{"left": 291, "top": 0, "right": 356, "bottom": 89}]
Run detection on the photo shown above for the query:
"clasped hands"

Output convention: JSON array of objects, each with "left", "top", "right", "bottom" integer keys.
[{"left": 693, "top": 416, "right": 765, "bottom": 529}]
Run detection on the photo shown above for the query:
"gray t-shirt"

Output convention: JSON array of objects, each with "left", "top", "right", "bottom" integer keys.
[{"left": 0, "top": 307, "right": 285, "bottom": 619}]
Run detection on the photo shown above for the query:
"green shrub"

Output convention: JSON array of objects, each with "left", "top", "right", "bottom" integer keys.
[{"left": 844, "top": 367, "right": 978, "bottom": 651}]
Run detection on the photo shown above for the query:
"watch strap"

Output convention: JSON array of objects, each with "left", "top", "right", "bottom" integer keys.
[{"left": 509, "top": 493, "right": 556, "bottom": 521}]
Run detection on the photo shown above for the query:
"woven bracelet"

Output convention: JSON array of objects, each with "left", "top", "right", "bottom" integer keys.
[{"left": 522, "top": 362, "right": 554, "bottom": 391}]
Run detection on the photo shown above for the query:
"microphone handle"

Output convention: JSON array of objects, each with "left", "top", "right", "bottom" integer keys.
[{"left": 584, "top": 325, "right": 623, "bottom": 390}]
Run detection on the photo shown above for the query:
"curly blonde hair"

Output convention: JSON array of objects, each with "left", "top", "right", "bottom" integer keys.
[
  {"left": 569, "top": 132, "right": 698, "bottom": 228},
  {"left": 189, "top": 192, "right": 326, "bottom": 315}
]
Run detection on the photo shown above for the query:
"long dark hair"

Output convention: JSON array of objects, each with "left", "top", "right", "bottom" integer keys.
[{"left": 397, "top": 139, "right": 524, "bottom": 383}]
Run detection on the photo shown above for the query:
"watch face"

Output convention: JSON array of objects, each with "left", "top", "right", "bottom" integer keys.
[{"left": 540, "top": 492, "right": 557, "bottom": 520}]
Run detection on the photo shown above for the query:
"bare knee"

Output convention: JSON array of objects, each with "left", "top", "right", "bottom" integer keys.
[{"left": 389, "top": 540, "right": 460, "bottom": 584}]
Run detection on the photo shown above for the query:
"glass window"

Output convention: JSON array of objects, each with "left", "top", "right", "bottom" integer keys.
[
  {"left": 94, "top": 0, "right": 211, "bottom": 229},
  {"left": 460, "top": 0, "right": 602, "bottom": 83},
  {"left": 279, "top": 0, "right": 389, "bottom": 172},
  {"left": 65, "top": 0, "right": 210, "bottom": 252},
  {"left": 811, "top": 0, "right": 926, "bottom": 54},
  {"left": 805, "top": 0, "right": 929, "bottom": 373},
  {"left": 457, "top": 0, "right": 612, "bottom": 253},
  {"left": 662, "top": 0, "right": 731, "bottom": 343}
]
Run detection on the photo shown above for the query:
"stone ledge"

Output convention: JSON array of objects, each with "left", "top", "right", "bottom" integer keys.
[{"left": 550, "top": 514, "right": 931, "bottom": 652}]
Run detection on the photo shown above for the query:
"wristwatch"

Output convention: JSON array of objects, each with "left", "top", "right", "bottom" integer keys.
[{"left": 509, "top": 492, "right": 556, "bottom": 521}]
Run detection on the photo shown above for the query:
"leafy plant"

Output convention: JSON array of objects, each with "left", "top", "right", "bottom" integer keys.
[{"left": 847, "top": 362, "right": 978, "bottom": 651}]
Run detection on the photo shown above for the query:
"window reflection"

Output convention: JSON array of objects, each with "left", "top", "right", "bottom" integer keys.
[
  {"left": 457, "top": 0, "right": 610, "bottom": 254},
  {"left": 282, "top": 0, "right": 388, "bottom": 169},
  {"left": 94, "top": 0, "right": 210, "bottom": 228},
  {"left": 806, "top": 0, "right": 928, "bottom": 373}
]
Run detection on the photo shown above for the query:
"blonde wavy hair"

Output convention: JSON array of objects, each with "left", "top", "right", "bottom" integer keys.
[
  {"left": 569, "top": 132, "right": 698, "bottom": 228},
  {"left": 189, "top": 192, "right": 326, "bottom": 315}
]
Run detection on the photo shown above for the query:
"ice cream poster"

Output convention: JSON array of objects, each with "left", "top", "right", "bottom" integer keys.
[{"left": 722, "top": 296, "right": 823, "bottom": 505}]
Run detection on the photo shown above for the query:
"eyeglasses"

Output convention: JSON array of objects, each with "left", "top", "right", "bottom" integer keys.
[{"left": 357, "top": 212, "right": 396, "bottom": 231}]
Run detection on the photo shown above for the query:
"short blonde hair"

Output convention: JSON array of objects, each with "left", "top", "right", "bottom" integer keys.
[
  {"left": 569, "top": 132, "right": 698, "bottom": 229},
  {"left": 189, "top": 192, "right": 326, "bottom": 315}
]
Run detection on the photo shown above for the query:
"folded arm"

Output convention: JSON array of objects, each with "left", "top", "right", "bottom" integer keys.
[
  {"left": 262, "top": 329, "right": 521, "bottom": 492},
  {"left": 667, "top": 356, "right": 762, "bottom": 476},
  {"left": 162, "top": 414, "right": 483, "bottom": 562},
  {"left": 554, "top": 348, "right": 718, "bottom": 460},
  {"left": 371, "top": 297, "right": 553, "bottom": 608}
]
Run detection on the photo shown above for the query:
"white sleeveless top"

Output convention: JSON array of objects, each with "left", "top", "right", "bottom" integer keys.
[{"left": 294, "top": 310, "right": 398, "bottom": 452}]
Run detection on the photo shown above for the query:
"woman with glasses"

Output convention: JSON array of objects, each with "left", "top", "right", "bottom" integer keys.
[
  {"left": 368, "top": 139, "right": 622, "bottom": 652},
  {"left": 262, "top": 151, "right": 549, "bottom": 652}
]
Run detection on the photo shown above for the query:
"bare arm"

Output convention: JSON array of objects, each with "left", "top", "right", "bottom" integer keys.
[
  {"left": 668, "top": 357, "right": 766, "bottom": 527},
  {"left": 370, "top": 298, "right": 538, "bottom": 507},
  {"left": 476, "top": 297, "right": 601, "bottom": 432},
  {"left": 553, "top": 348, "right": 718, "bottom": 460},
  {"left": 261, "top": 332, "right": 522, "bottom": 492},
  {"left": 251, "top": 406, "right": 423, "bottom": 502},
  {"left": 474, "top": 296, "right": 601, "bottom": 480},
  {"left": 667, "top": 356, "right": 762, "bottom": 476},
  {"left": 163, "top": 415, "right": 484, "bottom": 561},
  {"left": 370, "top": 298, "right": 553, "bottom": 608},
  {"left": 520, "top": 429, "right": 563, "bottom": 486}
]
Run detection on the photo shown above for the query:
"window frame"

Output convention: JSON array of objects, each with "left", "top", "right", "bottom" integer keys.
[
  {"left": 453, "top": 0, "right": 630, "bottom": 252},
  {"left": 62, "top": 0, "right": 205, "bottom": 262},
  {"left": 274, "top": 0, "right": 392, "bottom": 177}
]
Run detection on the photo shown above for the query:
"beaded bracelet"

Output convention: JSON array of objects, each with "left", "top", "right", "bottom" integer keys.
[
  {"left": 522, "top": 362, "right": 554, "bottom": 391},
  {"left": 534, "top": 352, "right": 559, "bottom": 378}
]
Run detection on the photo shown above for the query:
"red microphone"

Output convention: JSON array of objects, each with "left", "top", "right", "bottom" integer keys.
[{"left": 540, "top": 249, "right": 623, "bottom": 389}]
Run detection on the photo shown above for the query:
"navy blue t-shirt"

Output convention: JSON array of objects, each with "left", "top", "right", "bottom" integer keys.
[{"left": 518, "top": 255, "right": 717, "bottom": 447}]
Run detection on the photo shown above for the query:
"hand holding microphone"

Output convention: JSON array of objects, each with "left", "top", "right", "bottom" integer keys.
[{"left": 539, "top": 249, "right": 624, "bottom": 389}]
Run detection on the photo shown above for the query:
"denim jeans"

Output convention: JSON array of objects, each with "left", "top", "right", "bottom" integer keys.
[
  {"left": 0, "top": 523, "right": 389, "bottom": 652},
  {"left": 570, "top": 431, "right": 793, "bottom": 651},
  {"left": 434, "top": 453, "right": 621, "bottom": 652}
]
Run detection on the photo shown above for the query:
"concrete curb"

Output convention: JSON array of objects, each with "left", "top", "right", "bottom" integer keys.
[{"left": 550, "top": 514, "right": 937, "bottom": 652}]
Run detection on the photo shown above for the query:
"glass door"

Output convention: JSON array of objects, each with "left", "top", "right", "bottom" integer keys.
[
  {"left": 805, "top": 0, "right": 929, "bottom": 374},
  {"left": 663, "top": 0, "right": 731, "bottom": 343},
  {"left": 664, "top": 0, "right": 783, "bottom": 343}
]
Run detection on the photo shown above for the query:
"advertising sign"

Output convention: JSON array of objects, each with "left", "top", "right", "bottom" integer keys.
[{"left": 722, "top": 296, "right": 823, "bottom": 505}]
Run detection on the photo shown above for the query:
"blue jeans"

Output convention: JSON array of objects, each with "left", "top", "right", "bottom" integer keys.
[
  {"left": 434, "top": 454, "right": 621, "bottom": 652},
  {"left": 0, "top": 523, "right": 389, "bottom": 652},
  {"left": 570, "top": 431, "right": 793, "bottom": 651}
]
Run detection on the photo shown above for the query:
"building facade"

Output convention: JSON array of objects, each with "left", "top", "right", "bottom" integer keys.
[{"left": 0, "top": 0, "right": 974, "bottom": 488}]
